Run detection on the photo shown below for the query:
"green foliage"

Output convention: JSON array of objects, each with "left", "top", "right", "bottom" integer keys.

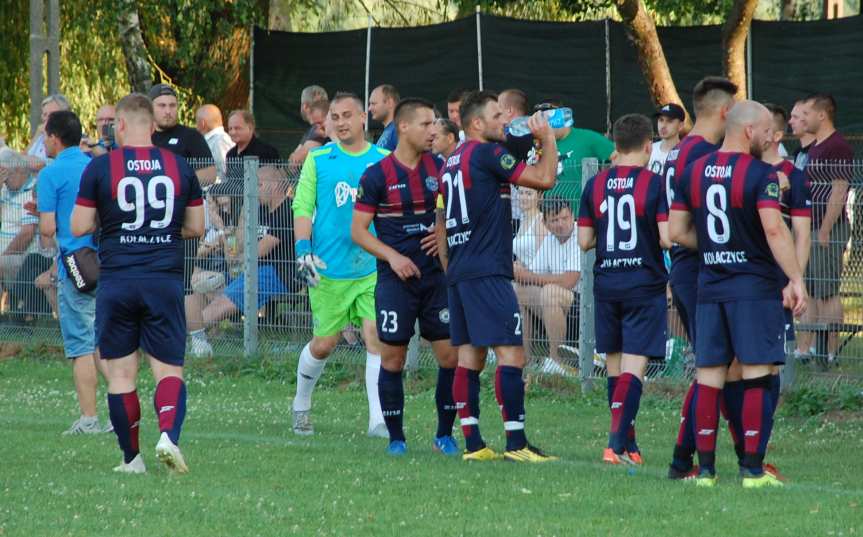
[
  {"left": 782, "top": 383, "right": 863, "bottom": 416},
  {"left": 0, "top": 0, "right": 33, "bottom": 148}
]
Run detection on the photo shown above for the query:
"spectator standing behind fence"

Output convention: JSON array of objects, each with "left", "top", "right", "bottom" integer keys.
[
  {"left": 36, "top": 110, "right": 110, "bottom": 435},
  {"left": 368, "top": 84, "right": 400, "bottom": 151},
  {"left": 513, "top": 198, "right": 580, "bottom": 375},
  {"left": 798, "top": 94, "right": 855, "bottom": 366},
  {"left": 80, "top": 104, "right": 116, "bottom": 158},
  {"left": 196, "top": 104, "right": 234, "bottom": 182},
  {"left": 187, "top": 166, "right": 292, "bottom": 358},
  {"left": 536, "top": 101, "right": 614, "bottom": 213},
  {"left": 446, "top": 89, "right": 467, "bottom": 140},
  {"left": 789, "top": 99, "right": 815, "bottom": 170},
  {"left": 499, "top": 89, "right": 535, "bottom": 229},
  {"left": 289, "top": 85, "right": 330, "bottom": 166},
  {"left": 648, "top": 103, "right": 684, "bottom": 174},
  {"left": 24, "top": 94, "right": 70, "bottom": 171},
  {"left": 225, "top": 110, "right": 281, "bottom": 165},
  {"left": 149, "top": 84, "right": 217, "bottom": 186},
  {"left": 431, "top": 118, "right": 459, "bottom": 159}
]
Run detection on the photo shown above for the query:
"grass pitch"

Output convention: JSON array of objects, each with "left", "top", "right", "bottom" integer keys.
[{"left": 0, "top": 354, "right": 861, "bottom": 537}]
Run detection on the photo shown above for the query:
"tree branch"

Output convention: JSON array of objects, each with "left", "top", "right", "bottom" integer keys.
[{"left": 721, "top": 0, "right": 757, "bottom": 100}]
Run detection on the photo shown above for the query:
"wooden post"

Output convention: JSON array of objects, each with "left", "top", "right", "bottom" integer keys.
[{"left": 29, "top": 0, "right": 60, "bottom": 134}]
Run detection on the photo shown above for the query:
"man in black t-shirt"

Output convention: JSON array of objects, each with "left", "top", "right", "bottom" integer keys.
[
  {"left": 148, "top": 84, "right": 216, "bottom": 186},
  {"left": 225, "top": 110, "right": 281, "bottom": 176},
  {"left": 186, "top": 166, "right": 292, "bottom": 352}
]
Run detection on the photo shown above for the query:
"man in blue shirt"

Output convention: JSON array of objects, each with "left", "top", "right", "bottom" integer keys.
[
  {"left": 369, "top": 84, "right": 399, "bottom": 151},
  {"left": 37, "top": 110, "right": 109, "bottom": 435}
]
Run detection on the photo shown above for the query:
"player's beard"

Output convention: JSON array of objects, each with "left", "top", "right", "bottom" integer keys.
[{"left": 749, "top": 138, "right": 764, "bottom": 160}]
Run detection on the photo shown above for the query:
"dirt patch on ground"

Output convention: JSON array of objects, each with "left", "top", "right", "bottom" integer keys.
[{"left": 0, "top": 343, "right": 23, "bottom": 360}]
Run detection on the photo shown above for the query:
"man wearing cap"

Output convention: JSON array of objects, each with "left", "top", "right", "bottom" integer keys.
[
  {"left": 149, "top": 83, "right": 216, "bottom": 186},
  {"left": 648, "top": 103, "right": 685, "bottom": 174}
]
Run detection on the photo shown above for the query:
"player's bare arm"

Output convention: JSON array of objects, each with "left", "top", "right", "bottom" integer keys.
[
  {"left": 669, "top": 209, "right": 697, "bottom": 250},
  {"left": 577, "top": 225, "right": 596, "bottom": 251},
  {"left": 818, "top": 178, "right": 849, "bottom": 246},
  {"left": 759, "top": 206, "right": 806, "bottom": 316},
  {"left": 791, "top": 214, "right": 812, "bottom": 274},
  {"left": 71, "top": 205, "right": 98, "bottom": 237},
  {"left": 350, "top": 209, "right": 420, "bottom": 281},
  {"left": 514, "top": 114, "right": 559, "bottom": 191},
  {"left": 658, "top": 221, "right": 672, "bottom": 250},
  {"left": 435, "top": 208, "right": 448, "bottom": 271},
  {"left": 181, "top": 205, "right": 205, "bottom": 239}
]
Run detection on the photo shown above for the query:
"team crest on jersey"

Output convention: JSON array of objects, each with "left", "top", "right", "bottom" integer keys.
[
  {"left": 766, "top": 182, "right": 779, "bottom": 198},
  {"left": 424, "top": 176, "right": 438, "bottom": 192},
  {"left": 438, "top": 308, "right": 450, "bottom": 324},
  {"left": 335, "top": 181, "right": 357, "bottom": 207},
  {"left": 500, "top": 154, "right": 516, "bottom": 170}
]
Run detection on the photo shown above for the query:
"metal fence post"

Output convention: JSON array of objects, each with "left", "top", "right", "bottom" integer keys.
[
  {"left": 578, "top": 158, "right": 599, "bottom": 392},
  {"left": 243, "top": 157, "right": 260, "bottom": 359}
]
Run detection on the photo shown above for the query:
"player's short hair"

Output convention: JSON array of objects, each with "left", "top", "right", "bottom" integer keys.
[
  {"left": 44, "top": 110, "right": 82, "bottom": 148},
  {"left": 692, "top": 76, "right": 738, "bottom": 115},
  {"left": 301, "top": 85, "right": 328, "bottom": 104},
  {"left": 228, "top": 109, "right": 256, "bottom": 128},
  {"left": 394, "top": 98, "right": 434, "bottom": 126},
  {"left": 612, "top": 113, "right": 653, "bottom": 153},
  {"left": 804, "top": 93, "right": 837, "bottom": 123},
  {"left": 500, "top": 89, "right": 529, "bottom": 116},
  {"left": 116, "top": 93, "right": 154, "bottom": 125},
  {"left": 375, "top": 84, "right": 400, "bottom": 104},
  {"left": 308, "top": 99, "right": 330, "bottom": 115},
  {"left": 435, "top": 118, "right": 460, "bottom": 140},
  {"left": 541, "top": 196, "right": 572, "bottom": 218},
  {"left": 330, "top": 92, "right": 364, "bottom": 111},
  {"left": 41, "top": 93, "right": 70, "bottom": 111},
  {"left": 762, "top": 103, "right": 787, "bottom": 132},
  {"left": 447, "top": 88, "right": 468, "bottom": 104},
  {"left": 459, "top": 90, "right": 499, "bottom": 129}
]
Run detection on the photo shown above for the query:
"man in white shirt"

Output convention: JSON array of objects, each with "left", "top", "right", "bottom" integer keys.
[
  {"left": 196, "top": 104, "right": 235, "bottom": 182},
  {"left": 648, "top": 103, "right": 685, "bottom": 174},
  {"left": 513, "top": 197, "right": 581, "bottom": 371}
]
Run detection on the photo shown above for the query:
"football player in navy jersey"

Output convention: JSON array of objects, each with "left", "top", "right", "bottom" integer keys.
[
  {"left": 351, "top": 98, "right": 460, "bottom": 457},
  {"left": 664, "top": 76, "right": 737, "bottom": 479},
  {"left": 578, "top": 114, "right": 671, "bottom": 466},
  {"left": 434, "top": 90, "right": 559, "bottom": 463},
  {"left": 669, "top": 101, "right": 806, "bottom": 488},
  {"left": 71, "top": 93, "right": 205, "bottom": 475}
]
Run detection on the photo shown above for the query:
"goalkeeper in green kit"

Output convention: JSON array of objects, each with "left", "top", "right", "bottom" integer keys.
[{"left": 291, "top": 92, "right": 390, "bottom": 437}]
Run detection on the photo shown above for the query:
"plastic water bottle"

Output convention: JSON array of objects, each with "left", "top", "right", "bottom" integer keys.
[{"left": 506, "top": 107, "right": 573, "bottom": 137}]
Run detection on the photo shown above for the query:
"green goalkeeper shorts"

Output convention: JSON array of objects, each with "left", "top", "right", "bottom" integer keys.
[{"left": 308, "top": 272, "right": 377, "bottom": 337}]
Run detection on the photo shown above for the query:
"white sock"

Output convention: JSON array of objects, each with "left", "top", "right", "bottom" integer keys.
[
  {"left": 365, "top": 352, "right": 384, "bottom": 427},
  {"left": 293, "top": 343, "right": 327, "bottom": 412}
]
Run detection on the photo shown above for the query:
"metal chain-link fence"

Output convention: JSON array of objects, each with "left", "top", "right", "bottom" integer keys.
[{"left": 1, "top": 148, "right": 861, "bottom": 388}]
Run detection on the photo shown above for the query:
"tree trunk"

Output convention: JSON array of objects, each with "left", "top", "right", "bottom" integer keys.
[
  {"left": 612, "top": 0, "right": 690, "bottom": 128},
  {"left": 780, "top": 0, "right": 796, "bottom": 20},
  {"left": 117, "top": 0, "right": 153, "bottom": 93},
  {"left": 268, "top": 0, "right": 292, "bottom": 31},
  {"left": 721, "top": 0, "right": 757, "bottom": 100}
]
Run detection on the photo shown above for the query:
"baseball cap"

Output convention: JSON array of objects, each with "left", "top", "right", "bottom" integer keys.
[
  {"left": 654, "top": 103, "right": 685, "bottom": 122},
  {"left": 148, "top": 83, "right": 178, "bottom": 100}
]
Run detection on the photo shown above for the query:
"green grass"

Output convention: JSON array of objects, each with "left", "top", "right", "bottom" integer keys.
[{"left": 1, "top": 355, "right": 861, "bottom": 537}]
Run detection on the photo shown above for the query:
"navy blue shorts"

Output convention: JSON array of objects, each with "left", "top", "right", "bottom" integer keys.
[
  {"left": 448, "top": 276, "right": 522, "bottom": 347},
  {"left": 784, "top": 308, "right": 795, "bottom": 343},
  {"left": 376, "top": 271, "right": 450, "bottom": 345},
  {"left": 695, "top": 299, "right": 786, "bottom": 368},
  {"left": 671, "top": 282, "right": 697, "bottom": 345},
  {"left": 96, "top": 277, "right": 186, "bottom": 366},
  {"left": 595, "top": 293, "right": 667, "bottom": 357}
]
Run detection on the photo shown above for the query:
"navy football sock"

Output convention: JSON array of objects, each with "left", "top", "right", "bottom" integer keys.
[
  {"left": 453, "top": 367, "right": 485, "bottom": 452},
  {"left": 609, "top": 373, "right": 642, "bottom": 455},
  {"left": 671, "top": 381, "right": 697, "bottom": 471},
  {"left": 435, "top": 367, "right": 457, "bottom": 438},
  {"left": 769, "top": 373, "right": 781, "bottom": 416},
  {"left": 722, "top": 380, "right": 745, "bottom": 465},
  {"left": 108, "top": 391, "right": 140, "bottom": 464},
  {"left": 378, "top": 367, "right": 405, "bottom": 442},
  {"left": 154, "top": 376, "right": 186, "bottom": 445},
  {"left": 742, "top": 376, "right": 774, "bottom": 475},
  {"left": 693, "top": 383, "right": 721, "bottom": 475},
  {"left": 495, "top": 366, "right": 527, "bottom": 451}
]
